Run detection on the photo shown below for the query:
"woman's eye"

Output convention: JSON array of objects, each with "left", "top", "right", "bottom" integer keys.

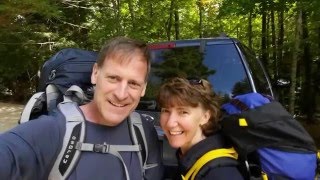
[
  {"left": 180, "top": 111, "right": 188, "bottom": 115},
  {"left": 161, "top": 108, "right": 169, "bottom": 113}
]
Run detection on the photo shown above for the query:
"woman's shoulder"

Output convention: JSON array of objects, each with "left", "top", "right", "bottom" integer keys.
[{"left": 199, "top": 164, "right": 244, "bottom": 180}]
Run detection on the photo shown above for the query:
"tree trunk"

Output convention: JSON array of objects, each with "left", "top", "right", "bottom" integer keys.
[
  {"left": 314, "top": 46, "right": 320, "bottom": 121},
  {"left": 111, "top": 0, "right": 121, "bottom": 35},
  {"left": 174, "top": 9, "right": 180, "bottom": 40},
  {"left": 289, "top": 9, "right": 303, "bottom": 114},
  {"left": 271, "top": 9, "right": 277, "bottom": 79},
  {"left": 276, "top": 10, "right": 284, "bottom": 79},
  {"left": 248, "top": 11, "right": 253, "bottom": 49},
  {"left": 261, "top": 2, "right": 268, "bottom": 67},
  {"left": 166, "top": 0, "right": 175, "bottom": 40},
  {"left": 266, "top": 11, "right": 270, "bottom": 69},
  {"left": 314, "top": 25, "right": 320, "bottom": 122},
  {"left": 128, "top": 0, "right": 136, "bottom": 31},
  {"left": 276, "top": 8, "right": 285, "bottom": 104},
  {"left": 300, "top": 11, "right": 314, "bottom": 121},
  {"left": 198, "top": 0, "right": 204, "bottom": 38}
]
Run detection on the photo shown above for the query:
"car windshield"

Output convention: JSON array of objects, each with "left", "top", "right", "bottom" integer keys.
[{"left": 140, "top": 42, "right": 251, "bottom": 106}]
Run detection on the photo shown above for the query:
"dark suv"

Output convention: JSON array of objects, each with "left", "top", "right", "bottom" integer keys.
[{"left": 136, "top": 37, "right": 274, "bottom": 179}]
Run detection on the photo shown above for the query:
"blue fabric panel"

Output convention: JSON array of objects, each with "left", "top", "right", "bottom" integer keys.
[
  {"left": 258, "top": 148, "right": 317, "bottom": 180},
  {"left": 222, "top": 93, "right": 270, "bottom": 114}
]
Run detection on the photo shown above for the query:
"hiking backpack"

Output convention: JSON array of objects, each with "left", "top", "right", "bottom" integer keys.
[
  {"left": 220, "top": 92, "right": 318, "bottom": 180},
  {"left": 19, "top": 48, "right": 153, "bottom": 180},
  {"left": 20, "top": 48, "right": 98, "bottom": 122}
]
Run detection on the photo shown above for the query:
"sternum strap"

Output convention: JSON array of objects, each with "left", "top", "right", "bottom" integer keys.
[
  {"left": 75, "top": 142, "right": 141, "bottom": 180},
  {"left": 75, "top": 142, "right": 141, "bottom": 153}
]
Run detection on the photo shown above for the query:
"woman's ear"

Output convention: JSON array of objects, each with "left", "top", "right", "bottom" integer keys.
[{"left": 200, "top": 110, "right": 211, "bottom": 126}]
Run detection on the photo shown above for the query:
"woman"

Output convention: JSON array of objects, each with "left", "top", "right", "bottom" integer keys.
[{"left": 157, "top": 77, "right": 244, "bottom": 180}]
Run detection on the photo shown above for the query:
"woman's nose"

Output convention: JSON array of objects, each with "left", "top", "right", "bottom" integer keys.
[{"left": 165, "top": 112, "right": 179, "bottom": 128}]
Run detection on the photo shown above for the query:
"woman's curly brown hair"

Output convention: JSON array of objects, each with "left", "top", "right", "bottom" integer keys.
[{"left": 157, "top": 77, "right": 221, "bottom": 136}]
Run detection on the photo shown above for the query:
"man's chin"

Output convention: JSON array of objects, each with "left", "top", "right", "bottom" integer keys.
[{"left": 102, "top": 114, "right": 128, "bottom": 126}]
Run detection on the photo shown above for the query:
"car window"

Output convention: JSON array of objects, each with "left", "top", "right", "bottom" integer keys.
[
  {"left": 238, "top": 43, "right": 273, "bottom": 96},
  {"left": 138, "top": 42, "right": 252, "bottom": 111},
  {"left": 204, "top": 43, "right": 251, "bottom": 99}
]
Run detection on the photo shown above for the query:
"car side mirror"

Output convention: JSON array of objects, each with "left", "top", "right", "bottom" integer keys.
[{"left": 273, "top": 78, "right": 291, "bottom": 88}]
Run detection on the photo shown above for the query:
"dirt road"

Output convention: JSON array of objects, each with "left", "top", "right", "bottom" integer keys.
[{"left": 0, "top": 102, "right": 24, "bottom": 132}]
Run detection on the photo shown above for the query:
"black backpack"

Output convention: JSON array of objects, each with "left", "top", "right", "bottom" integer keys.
[
  {"left": 19, "top": 48, "right": 154, "bottom": 179},
  {"left": 221, "top": 92, "right": 318, "bottom": 179}
]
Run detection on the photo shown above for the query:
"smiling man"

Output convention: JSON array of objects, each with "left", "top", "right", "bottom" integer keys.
[
  {"left": 75, "top": 37, "right": 163, "bottom": 180},
  {"left": 0, "top": 37, "right": 163, "bottom": 180}
]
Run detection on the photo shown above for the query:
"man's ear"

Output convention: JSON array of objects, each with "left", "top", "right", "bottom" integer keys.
[
  {"left": 140, "top": 83, "right": 147, "bottom": 97},
  {"left": 91, "top": 63, "right": 98, "bottom": 84}
]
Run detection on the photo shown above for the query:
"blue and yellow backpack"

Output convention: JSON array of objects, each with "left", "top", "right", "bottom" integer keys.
[{"left": 221, "top": 92, "right": 318, "bottom": 180}]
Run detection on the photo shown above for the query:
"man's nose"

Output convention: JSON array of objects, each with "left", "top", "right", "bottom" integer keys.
[{"left": 114, "top": 82, "right": 129, "bottom": 100}]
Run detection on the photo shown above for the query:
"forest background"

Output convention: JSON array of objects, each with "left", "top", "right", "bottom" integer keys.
[{"left": 1, "top": 0, "right": 320, "bottom": 143}]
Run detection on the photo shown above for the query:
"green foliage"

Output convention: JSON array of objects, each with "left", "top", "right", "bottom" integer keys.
[
  {"left": 0, "top": 0, "right": 87, "bottom": 101},
  {"left": 0, "top": 0, "right": 319, "bottom": 122},
  {"left": 153, "top": 47, "right": 215, "bottom": 80}
]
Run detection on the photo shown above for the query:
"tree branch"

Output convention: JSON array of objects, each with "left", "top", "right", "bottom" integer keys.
[
  {"left": 62, "top": 0, "right": 95, "bottom": 10},
  {"left": 0, "top": 42, "right": 55, "bottom": 45},
  {"left": 57, "top": 19, "right": 88, "bottom": 29}
]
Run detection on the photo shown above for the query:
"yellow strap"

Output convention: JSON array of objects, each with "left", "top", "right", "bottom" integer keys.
[
  {"left": 261, "top": 171, "right": 268, "bottom": 180},
  {"left": 239, "top": 118, "right": 248, "bottom": 126},
  {"left": 316, "top": 151, "right": 320, "bottom": 180},
  {"left": 182, "top": 148, "right": 238, "bottom": 180}
]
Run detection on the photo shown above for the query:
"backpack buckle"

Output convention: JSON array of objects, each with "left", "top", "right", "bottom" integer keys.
[{"left": 94, "top": 143, "right": 109, "bottom": 153}]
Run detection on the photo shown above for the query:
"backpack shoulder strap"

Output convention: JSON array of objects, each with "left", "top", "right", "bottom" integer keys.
[
  {"left": 46, "top": 84, "right": 61, "bottom": 112},
  {"left": 49, "top": 108, "right": 153, "bottom": 180},
  {"left": 229, "top": 99, "right": 250, "bottom": 111},
  {"left": 48, "top": 102, "right": 86, "bottom": 180},
  {"left": 63, "top": 85, "right": 90, "bottom": 105},
  {"left": 70, "top": 112, "right": 144, "bottom": 180},
  {"left": 128, "top": 111, "right": 147, "bottom": 176},
  {"left": 20, "top": 84, "right": 62, "bottom": 124},
  {"left": 128, "top": 111, "right": 158, "bottom": 177},
  {"left": 182, "top": 148, "right": 238, "bottom": 180},
  {"left": 19, "top": 91, "right": 46, "bottom": 123}
]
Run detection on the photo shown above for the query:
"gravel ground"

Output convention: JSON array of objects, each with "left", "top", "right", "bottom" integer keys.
[{"left": 0, "top": 102, "right": 24, "bottom": 132}]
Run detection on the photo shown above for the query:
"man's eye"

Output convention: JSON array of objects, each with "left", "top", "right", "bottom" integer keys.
[
  {"left": 129, "top": 82, "right": 141, "bottom": 89},
  {"left": 106, "top": 76, "right": 117, "bottom": 82}
]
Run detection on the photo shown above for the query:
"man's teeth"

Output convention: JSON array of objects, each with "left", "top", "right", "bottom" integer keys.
[
  {"left": 110, "top": 102, "right": 125, "bottom": 107},
  {"left": 170, "top": 131, "right": 183, "bottom": 135}
]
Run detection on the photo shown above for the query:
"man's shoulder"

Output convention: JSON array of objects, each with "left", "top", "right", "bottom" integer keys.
[
  {"left": 0, "top": 110, "right": 65, "bottom": 180},
  {"left": 30, "top": 109, "right": 66, "bottom": 128},
  {"left": 5, "top": 109, "right": 66, "bottom": 140}
]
